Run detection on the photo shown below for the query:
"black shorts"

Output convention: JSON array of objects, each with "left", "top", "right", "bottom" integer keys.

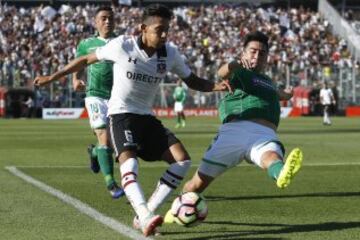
[{"left": 108, "top": 113, "right": 180, "bottom": 161}]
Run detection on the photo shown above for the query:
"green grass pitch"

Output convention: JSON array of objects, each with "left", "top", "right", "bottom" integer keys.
[{"left": 1, "top": 117, "right": 360, "bottom": 239}]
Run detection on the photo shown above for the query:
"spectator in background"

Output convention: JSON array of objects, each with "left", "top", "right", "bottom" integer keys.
[
  {"left": 320, "top": 82, "right": 336, "bottom": 125},
  {"left": 0, "top": 3, "right": 354, "bottom": 106},
  {"left": 173, "top": 79, "right": 187, "bottom": 128}
]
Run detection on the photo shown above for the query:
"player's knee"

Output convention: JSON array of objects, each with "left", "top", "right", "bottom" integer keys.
[
  {"left": 260, "top": 151, "right": 283, "bottom": 169},
  {"left": 118, "top": 150, "right": 136, "bottom": 164}
]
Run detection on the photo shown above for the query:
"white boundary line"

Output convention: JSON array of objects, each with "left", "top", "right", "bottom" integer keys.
[
  {"left": 10, "top": 162, "right": 360, "bottom": 169},
  {"left": 5, "top": 166, "right": 152, "bottom": 240}
]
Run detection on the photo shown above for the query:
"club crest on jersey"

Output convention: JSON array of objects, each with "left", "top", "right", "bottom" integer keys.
[
  {"left": 157, "top": 62, "right": 166, "bottom": 74},
  {"left": 128, "top": 57, "right": 137, "bottom": 64}
]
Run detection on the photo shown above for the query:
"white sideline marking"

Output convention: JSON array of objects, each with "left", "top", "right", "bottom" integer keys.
[
  {"left": 11, "top": 162, "right": 360, "bottom": 169},
  {"left": 5, "top": 166, "right": 152, "bottom": 240}
]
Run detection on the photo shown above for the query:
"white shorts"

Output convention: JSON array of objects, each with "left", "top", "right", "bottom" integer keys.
[
  {"left": 85, "top": 96, "right": 109, "bottom": 129},
  {"left": 174, "top": 102, "right": 184, "bottom": 113},
  {"left": 198, "top": 120, "right": 284, "bottom": 178}
]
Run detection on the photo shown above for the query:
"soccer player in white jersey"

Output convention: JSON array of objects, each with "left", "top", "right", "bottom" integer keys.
[
  {"left": 320, "top": 82, "right": 336, "bottom": 125},
  {"left": 34, "top": 4, "right": 231, "bottom": 236}
]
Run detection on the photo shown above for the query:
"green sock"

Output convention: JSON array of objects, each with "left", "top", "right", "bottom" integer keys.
[
  {"left": 177, "top": 115, "right": 181, "bottom": 124},
  {"left": 267, "top": 160, "right": 284, "bottom": 180},
  {"left": 96, "top": 145, "right": 115, "bottom": 189}
]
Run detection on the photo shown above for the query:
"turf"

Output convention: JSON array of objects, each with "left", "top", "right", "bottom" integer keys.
[{"left": 1, "top": 117, "right": 360, "bottom": 239}]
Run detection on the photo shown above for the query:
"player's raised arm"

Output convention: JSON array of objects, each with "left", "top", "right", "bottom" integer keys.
[
  {"left": 33, "top": 52, "right": 98, "bottom": 87},
  {"left": 182, "top": 73, "right": 232, "bottom": 93},
  {"left": 218, "top": 61, "right": 239, "bottom": 79},
  {"left": 218, "top": 58, "right": 253, "bottom": 79}
]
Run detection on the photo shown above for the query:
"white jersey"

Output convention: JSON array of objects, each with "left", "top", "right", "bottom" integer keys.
[
  {"left": 96, "top": 35, "right": 191, "bottom": 115},
  {"left": 320, "top": 88, "right": 334, "bottom": 105}
]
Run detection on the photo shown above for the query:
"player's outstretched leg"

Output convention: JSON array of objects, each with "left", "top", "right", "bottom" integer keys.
[
  {"left": 87, "top": 144, "right": 100, "bottom": 173},
  {"left": 277, "top": 148, "right": 303, "bottom": 189}
]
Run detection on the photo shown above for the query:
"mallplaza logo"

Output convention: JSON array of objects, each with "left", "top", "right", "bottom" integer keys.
[{"left": 46, "top": 110, "right": 75, "bottom": 116}]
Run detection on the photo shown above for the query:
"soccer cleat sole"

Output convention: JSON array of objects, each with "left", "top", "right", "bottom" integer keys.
[{"left": 277, "top": 148, "right": 303, "bottom": 189}]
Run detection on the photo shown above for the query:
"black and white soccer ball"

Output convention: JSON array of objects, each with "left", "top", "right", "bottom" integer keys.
[{"left": 170, "top": 192, "right": 208, "bottom": 227}]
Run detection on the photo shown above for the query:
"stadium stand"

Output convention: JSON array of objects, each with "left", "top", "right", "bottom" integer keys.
[{"left": 0, "top": 1, "right": 359, "bottom": 115}]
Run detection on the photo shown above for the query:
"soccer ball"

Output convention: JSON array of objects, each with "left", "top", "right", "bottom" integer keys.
[{"left": 170, "top": 192, "right": 208, "bottom": 227}]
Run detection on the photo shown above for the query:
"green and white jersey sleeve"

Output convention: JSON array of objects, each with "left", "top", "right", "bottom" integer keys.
[{"left": 76, "top": 36, "right": 113, "bottom": 99}]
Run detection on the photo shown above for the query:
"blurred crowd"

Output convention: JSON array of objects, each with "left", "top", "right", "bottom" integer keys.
[
  {"left": 343, "top": 9, "right": 360, "bottom": 35},
  {"left": 0, "top": 3, "right": 357, "bottom": 108}
]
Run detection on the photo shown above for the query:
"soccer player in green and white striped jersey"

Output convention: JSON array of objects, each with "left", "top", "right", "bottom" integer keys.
[{"left": 72, "top": 6, "right": 123, "bottom": 199}]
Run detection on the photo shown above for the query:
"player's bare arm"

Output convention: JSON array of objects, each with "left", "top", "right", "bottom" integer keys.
[
  {"left": 33, "top": 53, "right": 98, "bottom": 87},
  {"left": 182, "top": 73, "right": 232, "bottom": 93},
  {"left": 72, "top": 70, "right": 86, "bottom": 91},
  {"left": 218, "top": 59, "right": 252, "bottom": 79}
]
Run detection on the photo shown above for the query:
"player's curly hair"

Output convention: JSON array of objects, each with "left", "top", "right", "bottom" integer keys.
[
  {"left": 142, "top": 4, "right": 173, "bottom": 22},
  {"left": 243, "top": 31, "right": 269, "bottom": 51}
]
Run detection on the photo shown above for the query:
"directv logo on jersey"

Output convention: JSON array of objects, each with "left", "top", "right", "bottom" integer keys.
[
  {"left": 126, "top": 71, "right": 163, "bottom": 84},
  {"left": 128, "top": 57, "right": 137, "bottom": 64}
]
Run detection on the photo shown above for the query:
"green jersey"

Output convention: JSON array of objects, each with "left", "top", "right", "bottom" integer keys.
[
  {"left": 76, "top": 36, "right": 113, "bottom": 99},
  {"left": 218, "top": 67, "right": 280, "bottom": 127},
  {"left": 173, "top": 86, "right": 186, "bottom": 103}
]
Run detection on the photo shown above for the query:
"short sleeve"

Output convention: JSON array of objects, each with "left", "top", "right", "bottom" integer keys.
[
  {"left": 76, "top": 41, "right": 86, "bottom": 58},
  {"left": 95, "top": 37, "right": 121, "bottom": 62},
  {"left": 170, "top": 47, "right": 191, "bottom": 79}
]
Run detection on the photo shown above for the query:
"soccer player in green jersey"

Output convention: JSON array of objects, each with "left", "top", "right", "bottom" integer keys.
[
  {"left": 173, "top": 79, "right": 186, "bottom": 128},
  {"left": 165, "top": 31, "right": 303, "bottom": 223},
  {"left": 72, "top": 6, "right": 124, "bottom": 199}
]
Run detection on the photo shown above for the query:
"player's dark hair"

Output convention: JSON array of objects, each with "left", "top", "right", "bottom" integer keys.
[
  {"left": 243, "top": 31, "right": 269, "bottom": 51},
  {"left": 142, "top": 4, "right": 173, "bottom": 23},
  {"left": 95, "top": 6, "right": 113, "bottom": 16}
]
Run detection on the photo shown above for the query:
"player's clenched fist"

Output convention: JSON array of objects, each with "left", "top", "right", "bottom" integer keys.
[
  {"left": 33, "top": 76, "right": 52, "bottom": 87},
  {"left": 213, "top": 80, "right": 233, "bottom": 93}
]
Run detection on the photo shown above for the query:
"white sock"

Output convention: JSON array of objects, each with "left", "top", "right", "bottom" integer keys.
[
  {"left": 120, "top": 158, "right": 150, "bottom": 220},
  {"left": 147, "top": 160, "right": 191, "bottom": 213},
  {"left": 325, "top": 115, "right": 331, "bottom": 124}
]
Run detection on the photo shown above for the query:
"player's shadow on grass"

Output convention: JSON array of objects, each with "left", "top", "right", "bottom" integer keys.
[
  {"left": 205, "top": 191, "right": 360, "bottom": 201},
  {"left": 167, "top": 221, "right": 360, "bottom": 240}
]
